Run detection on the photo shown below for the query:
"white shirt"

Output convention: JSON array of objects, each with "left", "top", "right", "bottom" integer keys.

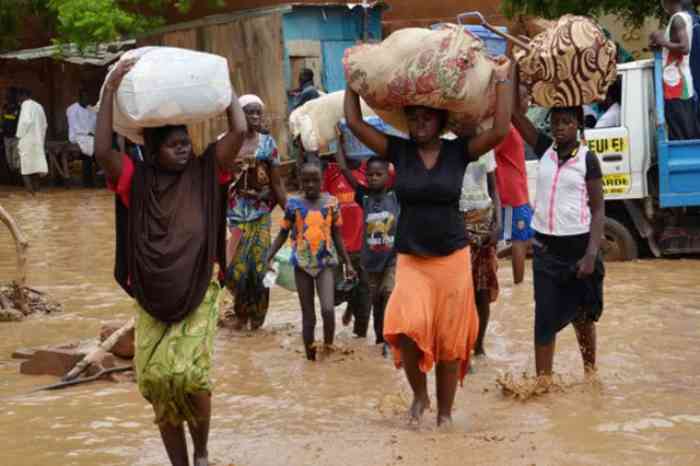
[
  {"left": 459, "top": 150, "right": 497, "bottom": 212},
  {"left": 532, "top": 143, "right": 591, "bottom": 236},
  {"left": 16, "top": 99, "right": 48, "bottom": 175},
  {"left": 595, "top": 103, "right": 621, "bottom": 128},
  {"left": 66, "top": 102, "right": 97, "bottom": 143}
]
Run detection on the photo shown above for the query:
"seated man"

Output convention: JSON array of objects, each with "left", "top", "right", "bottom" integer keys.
[{"left": 66, "top": 88, "right": 97, "bottom": 186}]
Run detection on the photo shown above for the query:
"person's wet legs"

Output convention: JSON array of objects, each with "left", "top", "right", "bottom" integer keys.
[
  {"left": 435, "top": 360, "right": 459, "bottom": 426},
  {"left": 231, "top": 295, "right": 248, "bottom": 331},
  {"left": 316, "top": 267, "right": 336, "bottom": 346},
  {"left": 81, "top": 155, "right": 95, "bottom": 188},
  {"left": 248, "top": 288, "right": 270, "bottom": 331},
  {"left": 573, "top": 318, "right": 597, "bottom": 375},
  {"left": 294, "top": 267, "right": 317, "bottom": 360},
  {"left": 187, "top": 392, "right": 211, "bottom": 466},
  {"left": 474, "top": 289, "right": 491, "bottom": 356},
  {"left": 158, "top": 421, "right": 189, "bottom": 466},
  {"left": 372, "top": 292, "right": 388, "bottom": 345},
  {"left": 535, "top": 338, "right": 556, "bottom": 376},
  {"left": 398, "top": 334, "right": 429, "bottom": 423},
  {"left": 511, "top": 240, "right": 528, "bottom": 284},
  {"left": 22, "top": 175, "right": 35, "bottom": 195},
  {"left": 349, "top": 255, "right": 370, "bottom": 337}
]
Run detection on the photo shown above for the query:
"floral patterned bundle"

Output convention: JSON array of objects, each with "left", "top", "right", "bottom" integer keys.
[
  {"left": 343, "top": 24, "right": 498, "bottom": 136},
  {"left": 515, "top": 15, "right": 618, "bottom": 107}
]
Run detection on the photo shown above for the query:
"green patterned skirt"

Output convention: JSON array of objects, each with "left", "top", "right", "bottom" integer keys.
[
  {"left": 224, "top": 214, "right": 271, "bottom": 328},
  {"left": 134, "top": 282, "right": 221, "bottom": 426}
]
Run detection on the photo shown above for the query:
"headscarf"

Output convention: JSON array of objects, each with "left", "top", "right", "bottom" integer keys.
[
  {"left": 114, "top": 126, "right": 228, "bottom": 323},
  {"left": 239, "top": 94, "right": 264, "bottom": 109}
]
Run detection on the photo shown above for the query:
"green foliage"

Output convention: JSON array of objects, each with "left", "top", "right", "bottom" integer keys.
[
  {"left": 501, "top": 0, "right": 665, "bottom": 28},
  {"left": 0, "top": 0, "right": 50, "bottom": 50},
  {"left": 0, "top": 0, "right": 227, "bottom": 52}
]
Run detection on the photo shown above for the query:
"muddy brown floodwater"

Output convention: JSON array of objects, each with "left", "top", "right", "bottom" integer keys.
[{"left": 1, "top": 187, "right": 700, "bottom": 466}]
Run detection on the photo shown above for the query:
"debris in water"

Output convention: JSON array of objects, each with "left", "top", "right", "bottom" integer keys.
[
  {"left": 496, "top": 372, "right": 571, "bottom": 401},
  {"left": 0, "top": 283, "right": 62, "bottom": 321}
]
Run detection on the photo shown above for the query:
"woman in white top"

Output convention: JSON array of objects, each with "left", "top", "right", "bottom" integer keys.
[{"left": 512, "top": 78, "right": 606, "bottom": 381}]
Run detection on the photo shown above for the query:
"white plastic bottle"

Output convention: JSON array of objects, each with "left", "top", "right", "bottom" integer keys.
[{"left": 263, "top": 262, "right": 279, "bottom": 288}]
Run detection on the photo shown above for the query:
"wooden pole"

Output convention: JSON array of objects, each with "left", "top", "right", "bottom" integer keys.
[
  {"left": 0, "top": 204, "right": 29, "bottom": 313},
  {"left": 62, "top": 318, "right": 136, "bottom": 382}
]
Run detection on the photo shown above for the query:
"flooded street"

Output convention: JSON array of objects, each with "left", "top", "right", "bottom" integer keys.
[{"left": 1, "top": 188, "right": 699, "bottom": 466}]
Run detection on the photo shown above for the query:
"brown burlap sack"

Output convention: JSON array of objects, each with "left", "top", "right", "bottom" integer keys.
[{"left": 515, "top": 15, "right": 617, "bottom": 107}]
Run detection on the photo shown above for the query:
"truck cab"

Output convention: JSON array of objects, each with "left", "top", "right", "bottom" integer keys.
[{"left": 525, "top": 53, "right": 700, "bottom": 260}]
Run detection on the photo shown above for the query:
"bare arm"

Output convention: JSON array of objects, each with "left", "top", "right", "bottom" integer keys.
[
  {"left": 95, "top": 60, "right": 136, "bottom": 185},
  {"left": 270, "top": 165, "right": 288, "bottom": 210},
  {"left": 266, "top": 228, "right": 290, "bottom": 268},
  {"left": 332, "top": 225, "right": 356, "bottom": 278},
  {"left": 510, "top": 63, "right": 539, "bottom": 148},
  {"left": 468, "top": 57, "right": 513, "bottom": 159},
  {"left": 344, "top": 86, "right": 389, "bottom": 158},
  {"left": 578, "top": 176, "right": 605, "bottom": 277},
  {"left": 215, "top": 89, "right": 247, "bottom": 169},
  {"left": 650, "top": 16, "right": 690, "bottom": 54},
  {"left": 334, "top": 131, "right": 360, "bottom": 191},
  {"left": 487, "top": 171, "right": 502, "bottom": 246}
]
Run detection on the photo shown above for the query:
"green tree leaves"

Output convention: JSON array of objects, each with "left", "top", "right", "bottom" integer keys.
[
  {"left": 501, "top": 0, "right": 665, "bottom": 28},
  {"left": 0, "top": 0, "right": 226, "bottom": 52}
]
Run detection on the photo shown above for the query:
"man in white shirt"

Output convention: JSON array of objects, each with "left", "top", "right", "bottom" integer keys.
[
  {"left": 16, "top": 88, "right": 48, "bottom": 195},
  {"left": 595, "top": 80, "right": 622, "bottom": 129},
  {"left": 66, "top": 89, "right": 97, "bottom": 187}
]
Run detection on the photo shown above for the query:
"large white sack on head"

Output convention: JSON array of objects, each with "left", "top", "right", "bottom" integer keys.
[
  {"left": 289, "top": 90, "right": 376, "bottom": 152},
  {"left": 100, "top": 47, "right": 232, "bottom": 145}
]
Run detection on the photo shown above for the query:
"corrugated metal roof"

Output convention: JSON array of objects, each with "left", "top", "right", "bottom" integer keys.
[{"left": 0, "top": 40, "right": 135, "bottom": 66}]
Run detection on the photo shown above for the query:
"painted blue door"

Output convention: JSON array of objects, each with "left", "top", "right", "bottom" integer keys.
[{"left": 322, "top": 40, "right": 355, "bottom": 92}]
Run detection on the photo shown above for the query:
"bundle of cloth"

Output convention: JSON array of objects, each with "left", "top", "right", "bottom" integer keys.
[
  {"left": 288, "top": 90, "right": 377, "bottom": 153},
  {"left": 343, "top": 23, "right": 500, "bottom": 137},
  {"left": 100, "top": 46, "right": 232, "bottom": 145},
  {"left": 514, "top": 15, "right": 618, "bottom": 107}
]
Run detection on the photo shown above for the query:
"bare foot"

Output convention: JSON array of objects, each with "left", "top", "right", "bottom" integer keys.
[
  {"left": 437, "top": 414, "right": 453, "bottom": 428},
  {"left": 231, "top": 316, "right": 246, "bottom": 331},
  {"left": 305, "top": 344, "right": 317, "bottom": 361},
  {"left": 408, "top": 395, "right": 430, "bottom": 425},
  {"left": 534, "top": 374, "right": 553, "bottom": 395}
]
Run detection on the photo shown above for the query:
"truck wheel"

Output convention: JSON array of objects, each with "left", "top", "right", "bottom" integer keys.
[{"left": 602, "top": 217, "right": 638, "bottom": 261}]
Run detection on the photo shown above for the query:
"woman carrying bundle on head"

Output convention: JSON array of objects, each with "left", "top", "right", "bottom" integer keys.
[
  {"left": 96, "top": 59, "right": 248, "bottom": 466},
  {"left": 343, "top": 56, "right": 514, "bottom": 427},
  {"left": 511, "top": 68, "right": 606, "bottom": 385}
]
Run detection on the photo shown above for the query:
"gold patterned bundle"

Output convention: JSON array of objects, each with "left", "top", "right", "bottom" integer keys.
[{"left": 515, "top": 15, "right": 618, "bottom": 107}]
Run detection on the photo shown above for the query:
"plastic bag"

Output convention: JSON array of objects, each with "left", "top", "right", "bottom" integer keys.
[
  {"left": 289, "top": 90, "right": 377, "bottom": 153},
  {"left": 100, "top": 47, "right": 232, "bottom": 145}
]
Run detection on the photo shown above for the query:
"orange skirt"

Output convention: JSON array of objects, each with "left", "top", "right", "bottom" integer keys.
[{"left": 383, "top": 247, "right": 479, "bottom": 382}]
